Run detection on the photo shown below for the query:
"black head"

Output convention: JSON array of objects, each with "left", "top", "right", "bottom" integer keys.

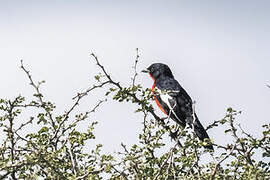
[{"left": 143, "top": 63, "right": 174, "bottom": 80}]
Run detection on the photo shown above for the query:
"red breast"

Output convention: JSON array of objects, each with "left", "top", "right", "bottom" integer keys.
[{"left": 149, "top": 74, "right": 167, "bottom": 115}]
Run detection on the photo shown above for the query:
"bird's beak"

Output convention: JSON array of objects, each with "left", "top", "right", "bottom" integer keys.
[{"left": 141, "top": 69, "right": 150, "bottom": 73}]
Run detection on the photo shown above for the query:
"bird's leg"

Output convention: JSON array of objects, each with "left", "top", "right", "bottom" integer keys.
[
  {"left": 174, "top": 125, "right": 180, "bottom": 133},
  {"left": 161, "top": 104, "right": 173, "bottom": 125},
  {"left": 170, "top": 124, "right": 180, "bottom": 139},
  {"left": 168, "top": 102, "right": 180, "bottom": 139},
  {"left": 160, "top": 117, "right": 170, "bottom": 126},
  {"left": 167, "top": 107, "right": 173, "bottom": 121},
  {"left": 167, "top": 101, "right": 177, "bottom": 121}
]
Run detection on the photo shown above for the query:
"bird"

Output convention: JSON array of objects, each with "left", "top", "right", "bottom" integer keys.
[{"left": 142, "top": 63, "right": 213, "bottom": 150}]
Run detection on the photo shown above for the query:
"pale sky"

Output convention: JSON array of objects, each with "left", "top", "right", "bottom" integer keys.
[{"left": 1, "top": 0, "right": 270, "bottom": 154}]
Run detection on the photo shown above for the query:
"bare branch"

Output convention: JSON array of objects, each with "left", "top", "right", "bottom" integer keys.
[
  {"left": 206, "top": 120, "right": 221, "bottom": 131},
  {"left": 132, "top": 48, "right": 139, "bottom": 87},
  {"left": 20, "top": 60, "right": 55, "bottom": 128},
  {"left": 72, "top": 81, "right": 110, "bottom": 100},
  {"left": 90, "top": 53, "right": 122, "bottom": 89}
]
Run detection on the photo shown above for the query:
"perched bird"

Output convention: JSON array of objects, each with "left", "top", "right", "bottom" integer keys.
[{"left": 142, "top": 63, "right": 213, "bottom": 150}]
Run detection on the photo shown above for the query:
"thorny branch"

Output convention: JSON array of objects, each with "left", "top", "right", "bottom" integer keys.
[
  {"left": 206, "top": 119, "right": 221, "bottom": 131},
  {"left": 20, "top": 60, "right": 55, "bottom": 127},
  {"left": 132, "top": 48, "right": 139, "bottom": 87},
  {"left": 153, "top": 143, "right": 177, "bottom": 180},
  {"left": 142, "top": 111, "right": 157, "bottom": 165},
  {"left": 210, "top": 144, "right": 236, "bottom": 180},
  {"left": 228, "top": 112, "right": 253, "bottom": 166},
  {"left": 53, "top": 99, "right": 106, "bottom": 142}
]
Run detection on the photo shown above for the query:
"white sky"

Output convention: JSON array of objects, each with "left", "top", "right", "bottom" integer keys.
[{"left": 1, "top": 0, "right": 270, "bottom": 154}]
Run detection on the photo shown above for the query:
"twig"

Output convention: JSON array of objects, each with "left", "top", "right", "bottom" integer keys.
[
  {"left": 165, "top": 144, "right": 178, "bottom": 180},
  {"left": 228, "top": 113, "right": 253, "bottom": 166},
  {"left": 14, "top": 117, "right": 33, "bottom": 134},
  {"left": 206, "top": 120, "right": 221, "bottom": 131},
  {"left": 75, "top": 168, "right": 104, "bottom": 180},
  {"left": 20, "top": 60, "right": 55, "bottom": 128},
  {"left": 68, "top": 139, "right": 77, "bottom": 176},
  {"left": 63, "top": 99, "right": 106, "bottom": 133},
  {"left": 154, "top": 143, "right": 177, "bottom": 180},
  {"left": 6, "top": 99, "right": 17, "bottom": 179},
  {"left": 53, "top": 99, "right": 106, "bottom": 141},
  {"left": 90, "top": 53, "right": 122, "bottom": 89},
  {"left": 142, "top": 111, "right": 158, "bottom": 165},
  {"left": 210, "top": 144, "right": 236, "bottom": 180},
  {"left": 132, "top": 48, "right": 139, "bottom": 87},
  {"left": 72, "top": 81, "right": 110, "bottom": 100},
  {"left": 238, "top": 124, "right": 255, "bottom": 166}
]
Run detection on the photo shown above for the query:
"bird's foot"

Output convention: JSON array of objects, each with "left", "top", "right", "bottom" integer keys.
[
  {"left": 170, "top": 125, "right": 181, "bottom": 140},
  {"left": 170, "top": 130, "right": 179, "bottom": 139}
]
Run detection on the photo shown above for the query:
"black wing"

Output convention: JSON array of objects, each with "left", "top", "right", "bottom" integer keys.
[
  {"left": 155, "top": 77, "right": 213, "bottom": 150},
  {"left": 155, "top": 77, "right": 191, "bottom": 127}
]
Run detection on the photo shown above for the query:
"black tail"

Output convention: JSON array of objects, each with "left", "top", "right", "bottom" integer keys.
[{"left": 193, "top": 114, "right": 213, "bottom": 150}]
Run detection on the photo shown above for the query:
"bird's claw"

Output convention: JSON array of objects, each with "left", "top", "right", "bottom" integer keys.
[{"left": 170, "top": 130, "right": 178, "bottom": 139}]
